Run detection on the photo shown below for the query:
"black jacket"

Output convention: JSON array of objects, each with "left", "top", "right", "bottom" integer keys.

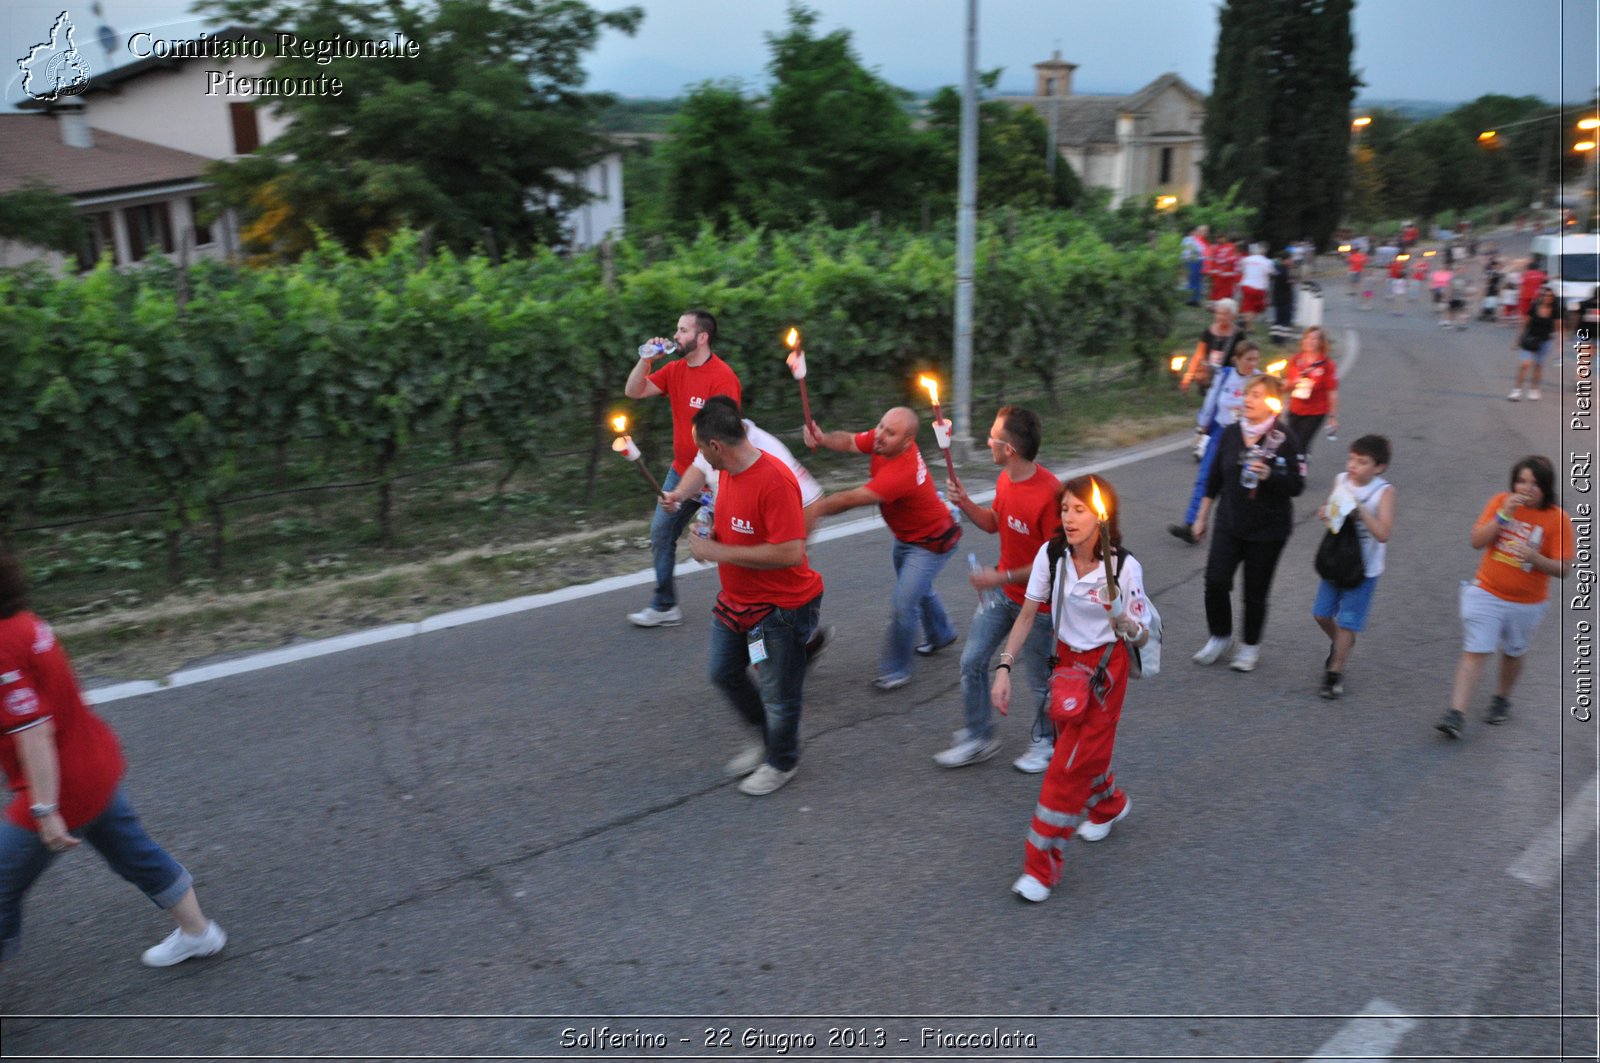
[{"left": 1204, "top": 419, "right": 1306, "bottom": 541}]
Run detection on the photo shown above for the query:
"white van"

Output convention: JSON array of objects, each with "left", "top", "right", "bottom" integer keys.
[{"left": 1529, "top": 232, "right": 1600, "bottom": 313}]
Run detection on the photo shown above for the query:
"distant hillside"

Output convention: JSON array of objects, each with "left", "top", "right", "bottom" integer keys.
[{"left": 1356, "top": 98, "right": 1465, "bottom": 120}]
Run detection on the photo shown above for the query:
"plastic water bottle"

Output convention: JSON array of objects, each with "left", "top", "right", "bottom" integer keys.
[
  {"left": 636, "top": 339, "right": 678, "bottom": 359},
  {"left": 1239, "top": 446, "right": 1262, "bottom": 489},
  {"left": 969, "top": 553, "right": 1002, "bottom": 610},
  {"left": 1520, "top": 525, "right": 1543, "bottom": 572},
  {"left": 1325, "top": 424, "right": 1338, "bottom": 443},
  {"left": 692, "top": 490, "right": 714, "bottom": 540}
]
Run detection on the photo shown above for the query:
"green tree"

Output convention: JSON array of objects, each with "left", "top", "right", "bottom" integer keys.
[
  {"left": 196, "top": 0, "right": 641, "bottom": 259},
  {"left": 655, "top": 82, "right": 778, "bottom": 230},
  {"left": 924, "top": 74, "right": 1084, "bottom": 213},
  {"left": 0, "top": 183, "right": 84, "bottom": 256},
  {"left": 1203, "top": 0, "right": 1359, "bottom": 250}
]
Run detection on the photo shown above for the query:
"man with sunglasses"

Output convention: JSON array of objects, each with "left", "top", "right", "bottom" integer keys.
[{"left": 937, "top": 408, "right": 1062, "bottom": 770}]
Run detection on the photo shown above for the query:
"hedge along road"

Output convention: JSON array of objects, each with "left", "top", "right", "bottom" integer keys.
[{"left": 2, "top": 282, "right": 1593, "bottom": 1061}]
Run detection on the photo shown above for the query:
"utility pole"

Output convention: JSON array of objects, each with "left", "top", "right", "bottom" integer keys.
[{"left": 952, "top": 0, "right": 978, "bottom": 458}]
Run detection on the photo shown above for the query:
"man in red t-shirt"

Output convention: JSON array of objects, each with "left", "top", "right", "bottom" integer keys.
[
  {"left": 0, "top": 550, "right": 225, "bottom": 968},
  {"left": 1518, "top": 260, "right": 1548, "bottom": 319},
  {"left": 623, "top": 309, "right": 742, "bottom": 629},
  {"left": 805, "top": 406, "right": 961, "bottom": 690},
  {"left": 686, "top": 402, "right": 824, "bottom": 796},
  {"left": 939, "top": 406, "right": 1062, "bottom": 771}
]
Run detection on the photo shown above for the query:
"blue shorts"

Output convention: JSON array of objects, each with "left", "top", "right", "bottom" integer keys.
[
  {"left": 1312, "top": 575, "right": 1379, "bottom": 633},
  {"left": 1460, "top": 581, "right": 1548, "bottom": 657},
  {"left": 1519, "top": 339, "right": 1551, "bottom": 365}
]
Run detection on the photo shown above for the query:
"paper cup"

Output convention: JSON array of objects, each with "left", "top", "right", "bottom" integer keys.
[{"left": 932, "top": 419, "right": 952, "bottom": 448}]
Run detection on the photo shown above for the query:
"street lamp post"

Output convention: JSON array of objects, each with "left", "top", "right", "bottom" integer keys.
[{"left": 952, "top": 0, "right": 977, "bottom": 458}]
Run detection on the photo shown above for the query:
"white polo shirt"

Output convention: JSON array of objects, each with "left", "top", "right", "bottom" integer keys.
[
  {"left": 694, "top": 419, "right": 823, "bottom": 507},
  {"left": 1025, "top": 545, "right": 1150, "bottom": 651}
]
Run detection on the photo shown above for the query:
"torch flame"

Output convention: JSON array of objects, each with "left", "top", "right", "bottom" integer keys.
[
  {"left": 1266, "top": 359, "right": 1288, "bottom": 376},
  {"left": 1170, "top": 354, "right": 1186, "bottom": 372},
  {"left": 785, "top": 327, "right": 800, "bottom": 349},
  {"left": 1089, "top": 478, "right": 1108, "bottom": 521},
  {"left": 1265, "top": 396, "right": 1282, "bottom": 414},
  {"left": 918, "top": 375, "right": 940, "bottom": 406},
  {"left": 611, "top": 414, "right": 628, "bottom": 433}
]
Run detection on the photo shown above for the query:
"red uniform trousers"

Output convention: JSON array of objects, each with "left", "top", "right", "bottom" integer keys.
[{"left": 1023, "top": 640, "right": 1131, "bottom": 887}]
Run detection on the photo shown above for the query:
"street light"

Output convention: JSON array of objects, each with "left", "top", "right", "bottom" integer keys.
[{"left": 1579, "top": 117, "right": 1600, "bottom": 131}]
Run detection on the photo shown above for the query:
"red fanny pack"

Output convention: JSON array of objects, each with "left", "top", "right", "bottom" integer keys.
[{"left": 1047, "top": 643, "right": 1115, "bottom": 726}]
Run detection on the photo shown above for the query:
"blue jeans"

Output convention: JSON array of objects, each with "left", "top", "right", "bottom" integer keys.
[
  {"left": 0, "top": 788, "right": 192, "bottom": 961},
  {"left": 959, "top": 595, "right": 1056, "bottom": 743},
  {"left": 707, "top": 596, "right": 821, "bottom": 772},
  {"left": 882, "top": 540, "right": 958, "bottom": 680},
  {"left": 649, "top": 467, "right": 700, "bottom": 610},
  {"left": 1186, "top": 259, "right": 1204, "bottom": 304},
  {"left": 1184, "top": 421, "right": 1224, "bottom": 524}
]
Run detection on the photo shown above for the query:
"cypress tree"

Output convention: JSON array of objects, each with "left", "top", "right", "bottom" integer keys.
[{"left": 1202, "top": 0, "right": 1360, "bottom": 251}]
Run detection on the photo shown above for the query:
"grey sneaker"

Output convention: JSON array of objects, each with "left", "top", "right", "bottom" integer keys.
[
  {"left": 1436, "top": 708, "right": 1465, "bottom": 739},
  {"left": 1011, "top": 736, "right": 1054, "bottom": 774},
  {"left": 627, "top": 605, "right": 683, "bottom": 627},
  {"left": 723, "top": 742, "right": 766, "bottom": 777},
  {"left": 738, "top": 763, "right": 797, "bottom": 796},
  {"left": 1484, "top": 695, "right": 1511, "bottom": 725},
  {"left": 933, "top": 734, "right": 1002, "bottom": 768},
  {"left": 872, "top": 673, "right": 911, "bottom": 691},
  {"left": 141, "top": 921, "right": 226, "bottom": 968}
]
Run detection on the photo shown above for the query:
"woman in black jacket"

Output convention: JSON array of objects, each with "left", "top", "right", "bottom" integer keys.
[{"left": 1190, "top": 374, "right": 1306, "bottom": 673}]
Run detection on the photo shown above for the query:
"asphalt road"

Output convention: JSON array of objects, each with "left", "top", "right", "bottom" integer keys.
[{"left": 2, "top": 234, "right": 1595, "bottom": 1062}]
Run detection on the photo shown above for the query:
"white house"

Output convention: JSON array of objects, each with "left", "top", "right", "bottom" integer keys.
[
  {"left": 1, "top": 26, "right": 624, "bottom": 268},
  {"left": 1002, "top": 53, "right": 1207, "bottom": 209}
]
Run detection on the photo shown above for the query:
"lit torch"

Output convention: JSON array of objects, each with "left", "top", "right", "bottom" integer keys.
[
  {"left": 610, "top": 414, "right": 664, "bottom": 497},
  {"left": 919, "top": 373, "right": 960, "bottom": 487},
  {"left": 1089, "top": 477, "right": 1119, "bottom": 607},
  {"left": 1265, "top": 396, "right": 1282, "bottom": 418},
  {"left": 784, "top": 327, "right": 817, "bottom": 433},
  {"left": 1266, "top": 359, "right": 1288, "bottom": 377}
]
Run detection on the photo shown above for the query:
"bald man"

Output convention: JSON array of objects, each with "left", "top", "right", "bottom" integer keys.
[{"left": 805, "top": 408, "right": 961, "bottom": 690}]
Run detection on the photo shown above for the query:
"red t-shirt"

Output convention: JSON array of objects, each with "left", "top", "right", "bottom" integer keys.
[
  {"left": 1519, "top": 269, "right": 1547, "bottom": 317},
  {"left": 1348, "top": 251, "right": 1367, "bottom": 273},
  {"left": 0, "top": 613, "right": 124, "bottom": 830},
  {"left": 713, "top": 452, "right": 824, "bottom": 611},
  {"left": 1387, "top": 259, "right": 1405, "bottom": 279},
  {"left": 1287, "top": 354, "right": 1338, "bottom": 416},
  {"left": 854, "top": 432, "right": 957, "bottom": 547},
  {"left": 994, "top": 466, "right": 1062, "bottom": 608},
  {"left": 647, "top": 354, "right": 742, "bottom": 475}
]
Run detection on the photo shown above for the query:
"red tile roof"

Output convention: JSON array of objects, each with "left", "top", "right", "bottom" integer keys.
[{"left": 0, "top": 114, "right": 212, "bottom": 198}]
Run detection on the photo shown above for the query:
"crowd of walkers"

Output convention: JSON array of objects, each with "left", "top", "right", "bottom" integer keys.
[{"left": 0, "top": 244, "right": 1576, "bottom": 972}]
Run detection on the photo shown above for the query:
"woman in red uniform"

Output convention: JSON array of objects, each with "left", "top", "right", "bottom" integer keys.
[
  {"left": 0, "top": 549, "right": 225, "bottom": 968},
  {"left": 1284, "top": 325, "right": 1339, "bottom": 456},
  {"left": 990, "top": 477, "right": 1152, "bottom": 902}
]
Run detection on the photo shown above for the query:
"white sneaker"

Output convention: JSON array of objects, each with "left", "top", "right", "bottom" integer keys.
[
  {"left": 627, "top": 606, "right": 683, "bottom": 627},
  {"left": 1527, "top": 388, "right": 1541, "bottom": 401},
  {"left": 141, "top": 921, "right": 226, "bottom": 968},
  {"left": 1012, "top": 736, "right": 1054, "bottom": 774},
  {"left": 723, "top": 742, "right": 766, "bottom": 777},
  {"left": 1507, "top": 388, "right": 1522, "bottom": 401},
  {"left": 933, "top": 734, "right": 1002, "bottom": 768},
  {"left": 1192, "top": 636, "right": 1231, "bottom": 666},
  {"left": 1076, "top": 797, "right": 1131, "bottom": 843},
  {"left": 1011, "top": 874, "right": 1051, "bottom": 902},
  {"left": 738, "top": 763, "right": 797, "bottom": 795},
  {"left": 1229, "top": 643, "right": 1261, "bottom": 672}
]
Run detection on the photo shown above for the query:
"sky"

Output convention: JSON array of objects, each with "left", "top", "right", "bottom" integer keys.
[{"left": 3, "top": 0, "right": 1598, "bottom": 111}]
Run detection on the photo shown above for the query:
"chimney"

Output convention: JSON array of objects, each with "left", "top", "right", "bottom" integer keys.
[
  {"left": 1034, "top": 50, "right": 1076, "bottom": 98},
  {"left": 55, "top": 101, "right": 93, "bottom": 148}
]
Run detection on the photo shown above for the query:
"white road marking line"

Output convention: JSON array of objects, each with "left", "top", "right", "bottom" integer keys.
[
  {"left": 80, "top": 433, "right": 1199, "bottom": 705},
  {"left": 1306, "top": 998, "right": 1416, "bottom": 1060},
  {"left": 1342, "top": 327, "right": 1361, "bottom": 376},
  {"left": 1508, "top": 772, "right": 1599, "bottom": 888}
]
